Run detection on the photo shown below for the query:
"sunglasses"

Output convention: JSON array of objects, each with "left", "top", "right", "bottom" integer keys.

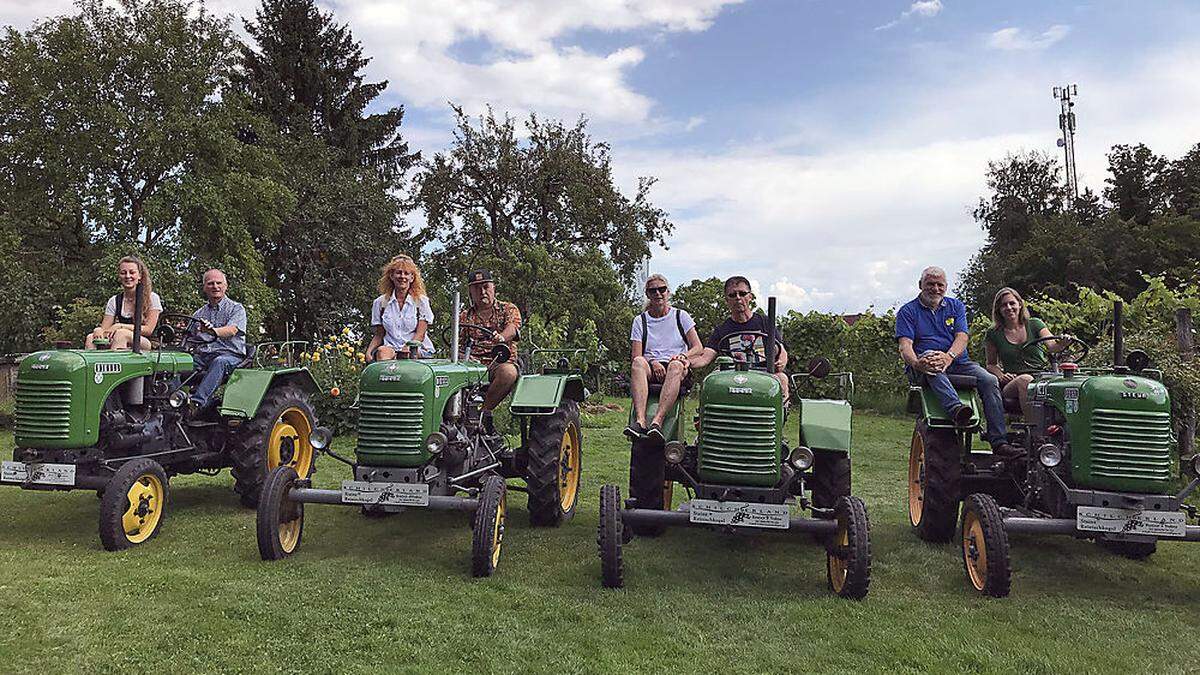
[
  {"left": 646, "top": 286, "right": 668, "bottom": 296},
  {"left": 726, "top": 290, "right": 751, "bottom": 299}
]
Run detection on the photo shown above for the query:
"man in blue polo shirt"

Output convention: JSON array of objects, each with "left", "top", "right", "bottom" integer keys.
[{"left": 895, "top": 266, "right": 1019, "bottom": 458}]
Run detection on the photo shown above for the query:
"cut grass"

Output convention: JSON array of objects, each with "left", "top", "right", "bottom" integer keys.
[{"left": 1, "top": 404, "right": 1199, "bottom": 673}]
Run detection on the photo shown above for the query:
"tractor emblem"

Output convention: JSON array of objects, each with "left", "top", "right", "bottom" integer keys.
[
  {"left": 38, "top": 353, "right": 51, "bottom": 361},
  {"left": 93, "top": 362, "right": 121, "bottom": 384},
  {"left": 733, "top": 375, "right": 748, "bottom": 384},
  {"left": 386, "top": 364, "right": 398, "bottom": 373},
  {"left": 1123, "top": 379, "right": 1138, "bottom": 389}
]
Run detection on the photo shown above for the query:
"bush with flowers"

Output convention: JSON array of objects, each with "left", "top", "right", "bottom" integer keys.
[{"left": 300, "top": 326, "right": 367, "bottom": 435}]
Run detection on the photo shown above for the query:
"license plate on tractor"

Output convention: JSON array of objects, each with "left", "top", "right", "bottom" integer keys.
[
  {"left": 340, "top": 480, "right": 429, "bottom": 507},
  {"left": 1076, "top": 505, "right": 1186, "bottom": 538},
  {"left": 688, "top": 499, "right": 790, "bottom": 529},
  {"left": 1, "top": 461, "right": 76, "bottom": 486}
]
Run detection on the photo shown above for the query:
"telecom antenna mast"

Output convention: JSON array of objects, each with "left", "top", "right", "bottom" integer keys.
[{"left": 1053, "top": 83, "right": 1079, "bottom": 200}]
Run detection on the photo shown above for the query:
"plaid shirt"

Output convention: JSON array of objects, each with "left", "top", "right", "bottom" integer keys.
[{"left": 459, "top": 300, "right": 521, "bottom": 362}]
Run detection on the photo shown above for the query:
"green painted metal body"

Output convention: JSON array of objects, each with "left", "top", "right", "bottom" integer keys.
[
  {"left": 14, "top": 349, "right": 193, "bottom": 448},
  {"left": 908, "top": 385, "right": 981, "bottom": 430},
  {"left": 797, "top": 399, "right": 852, "bottom": 452},
  {"left": 696, "top": 367, "right": 783, "bottom": 486},
  {"left": 510, "top": 371, "right": 585, "bottom": 415},
  {"left": 626, "top": 392, "right": 683, "bottom": 442},
  {"left": 218, "top": 367, "right": 318, "bottom": 419},
  {"left": 1041, "top": 372, "right": 1173, "bottom": 493}
]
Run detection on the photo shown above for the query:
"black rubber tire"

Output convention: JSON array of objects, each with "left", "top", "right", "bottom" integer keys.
[
  {"left": 811, "top": 450, "right": 851, "bottom": 510},
  {"left": 256, "top": 466, "right": 304, "bottom": 561},
  {"left": 960, "top": 493, "right": 1011, "bottom": 597},
  {"left": 627, "top": 437, "right": 669, "bottom": 537},
  {"left": 1100, "top": 539, "right": 1157, "bottom": 560},
  {"left": 228, "top": 383, "right": 317, "bottom": 509},
  {"left": 910, "top": 419, "right": 962, "bottom": 543},
  {"left": 99, "top": 458, "right": 169, "bottom": 551},
  {"left": 471, "top": 475, "right": 507, "bottom": 577},
  {"left": 525, "top": 399, "right": 583, "bottom": 527},
  {"left": 827, "top": 495, "right": 871, "bottom": 599},
  {"left": 598, "top": 483, "right": 625, "bottom": 588}
]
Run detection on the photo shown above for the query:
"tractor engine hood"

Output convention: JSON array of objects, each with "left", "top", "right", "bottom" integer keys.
[{"left": 696, "top": 368, "right": 784, "bottom": 487}]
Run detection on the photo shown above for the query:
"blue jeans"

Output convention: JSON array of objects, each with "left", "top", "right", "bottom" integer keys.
[
  {"left": 913, "top": 359, "right": 1007, "bottom": 446},
  {"left": 189, "top": 352, "right": 244, "bottom": 409}
]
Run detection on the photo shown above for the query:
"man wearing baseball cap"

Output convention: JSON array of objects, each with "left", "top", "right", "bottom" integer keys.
[{"left": 459, "top": 270, "right": 522, "bottom": 432}]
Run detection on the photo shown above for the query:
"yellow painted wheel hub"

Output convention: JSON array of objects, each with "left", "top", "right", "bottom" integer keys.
[
  {"left": 268, "top": 407, "right": 314, "bottom": 478},
  {"left": 122, "top": 474, "right": 164, "bottom": 544},
  {"left": 828, "top": 520, "right": 850, "bottom": 593},
  {"left": 557, "top": 423, "right": 581, "bottom": 512},
  {"left": 491, "top": 491, "right": 506, "bottom": 568},
  {"left": 278, "top": 504, "right": 302, "bottom": 554},
  {"left": 963, "top": 511, "right": 988, "bottom": 591},
  {"left": 908, "top": 430, "right": 925, "bottom": 526}
]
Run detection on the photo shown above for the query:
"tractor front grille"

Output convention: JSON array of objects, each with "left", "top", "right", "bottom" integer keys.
[
  {"left": 14, "top": 380, "right": 73, "bottom": 441},
  {"left": 356, "top": 392, "right": 425, "bottom": 459},
  {"left": 699, "top": 404, "right": 779, "bottom": 480},
  {"left": 1088, "top": 408, "right": 1172, "bottom": 481}
]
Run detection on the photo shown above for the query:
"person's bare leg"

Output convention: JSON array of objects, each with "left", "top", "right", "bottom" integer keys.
[
  {"left": 109, "top": 328, "right": 134, "bottom": 350},
  {"left": 376, "top": 346, "right": 397, "bottom": 361},
  {"left": 482, "top": 362, "right": 519, "bottom": 412},
  {"left": 1007, "top": 374, "right": 1034, "bottom": 419},
  {"left": 775, "top": 372, "right": 791, "bottom": 407},
  {"left": 651, "top": 360, "right": 686, "bottom": 427},
  {"left": 630, "top": 356, "right": 651, "bottom": 426}
]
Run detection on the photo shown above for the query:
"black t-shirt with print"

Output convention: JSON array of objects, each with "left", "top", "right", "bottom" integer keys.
[{"left": 706, "top": 312, "right": 786, "bottom": 370}]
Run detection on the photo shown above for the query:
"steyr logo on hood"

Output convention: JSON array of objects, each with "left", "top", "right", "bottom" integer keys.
[{"left": 94, "top": 362, "right": 121, "bottom": 384}]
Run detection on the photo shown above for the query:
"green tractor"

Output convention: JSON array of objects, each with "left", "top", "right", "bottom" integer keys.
[
  {"left": 597, "top": 298, "right": 871, "bottom": 599},
  {"left": 905, "top": 302, "right": 1200, "bottom": 596},
  {"left": 1, "top": 291, "right": 319, "bottom": 551},
  {"left": 255, "top": 293, "right": 585, "bottom": 577}
]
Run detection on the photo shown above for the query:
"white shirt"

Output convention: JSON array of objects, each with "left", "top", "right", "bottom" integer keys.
[
  {"left": 105, "top": 292, "right": 164, "bottom": 319},
  {"left": 371, "top": 293, "right": 435, "bottom": 355},
  {"left": 630, "top": 307, "right": 696, "bottom": 362}
]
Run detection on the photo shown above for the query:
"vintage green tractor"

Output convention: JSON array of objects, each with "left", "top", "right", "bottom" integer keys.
[
  {"left": 2, "top": 290, "right": 318, "bottom": 551},
  {"left": 256, "top": 293, "right": 585, "bottom": 577},
  {"left": 598, "top": 298, "right": 871, "bottom": 599}
]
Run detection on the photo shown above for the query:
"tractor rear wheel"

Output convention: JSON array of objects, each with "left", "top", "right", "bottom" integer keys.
[
  {"left": 960, "top": 493, "right": 1011, "bottom": 597},
  {"left": 229, "top": 383, "right": 317, "bottom": 508},
  {"left": 598, "top": 483, "right": 625, "bottom": 588},
  {"left": 811, "top": 450, "right": 851, "bottom": 510},
  {"left": 99, "top": 458, "right": 169, "bottom": 551},
  {"left": 826, "top": 496, "right": 871, "bottom": 599},
  {"left": 1100, "top": 539, "right": 1157, "bottom": 560},
  {"left": 256, "top": 466, "right": 304, "bottom": 561},
  {"left": 471, "top": 475, "right": 507, "bottom": 577},
  {"left": 908, "top": 420, "right": 961, "bottom": 542},
  {"left": 627, "top": 438, "right": 671, "bottom": 537},
  {"left": 525, "top": 400, "right": 582, "bottom": 527}
]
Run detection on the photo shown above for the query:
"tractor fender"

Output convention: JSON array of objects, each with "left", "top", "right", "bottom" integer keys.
[
  {"left": 509, "top": 373, "right": 584, "bottom": 417},
  {"left": 797, "top": 398, "right": 853, "bottom": 453},
  {"left": 219, "top": 367, "right": 318, "bottom": 419},
  {"left": 909, "top": 384, "right": 982, "bottom": 431}
]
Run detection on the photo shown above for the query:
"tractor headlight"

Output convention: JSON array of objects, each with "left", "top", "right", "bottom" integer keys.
[
  {"left": 664, "top": 441, "right": 686, "bottom": 465},
  {"left": 789, "top": 446, "right": 815, "bottom": 471},
  {"left": 168, "top": 390, "right": 188, "bottom": 408},
  {"left": 309, "top": 426, "right": 333, "bottom": 450},
  {"left": 1038, "top": 443, "right": 1062, "bottom": 468},
  {"left": 425, "top": 432, "right": 448, "bottom": 455}
]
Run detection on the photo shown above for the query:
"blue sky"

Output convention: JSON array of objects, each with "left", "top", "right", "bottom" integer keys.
[{"left": 5, "top": 0, "right": 1200, "bottom": 313}]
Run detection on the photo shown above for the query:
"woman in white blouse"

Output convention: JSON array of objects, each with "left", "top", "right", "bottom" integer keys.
[{"left": 365, "top": 254, "right": 435, "bottom": 360}]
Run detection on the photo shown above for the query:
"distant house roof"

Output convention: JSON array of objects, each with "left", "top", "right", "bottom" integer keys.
[{"left": 842, "top": 313, "right": 864, "bottom": 326}]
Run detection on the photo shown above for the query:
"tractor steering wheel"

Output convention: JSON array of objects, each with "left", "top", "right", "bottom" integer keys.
[
  {"left": 450, "top": 323, "right": 511, "bottom": 363},
  {"left": 1027, "top": 334, "right": 1089, "bottom": 369},
  {"left": 155, "top": 313, "right": 208, "bottom": 351}
]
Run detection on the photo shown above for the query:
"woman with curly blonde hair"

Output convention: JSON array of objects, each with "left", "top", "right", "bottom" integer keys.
[
  {"left": 365, "top": 254, "right": 434, "bottom": 360},
  {"left": 86, "top": 256, "right": 162, "bottom": 350}
]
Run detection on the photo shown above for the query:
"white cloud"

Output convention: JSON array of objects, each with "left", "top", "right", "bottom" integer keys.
[
  {"left": 987, "top": 24, "right": 1070, "bottom": 51},
  {"left": 875, "top": 0, "right": 943, "bottom": 31},
  {"left": 684, "top": 116, "right": 706, "bottom": 132}
]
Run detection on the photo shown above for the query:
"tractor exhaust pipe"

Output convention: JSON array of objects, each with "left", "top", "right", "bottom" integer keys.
[
  {"left": 451, "top": 291, "right": 461, "bottom": 364},
  {"left": 765, "top": 296, "right": 777, "bottom": 374},
  {"left": 1113, "top": 300, "right": 1124, "bottom": 367},
  {"left": 132, "top": 281, "right": 144, "bottom": 354}
]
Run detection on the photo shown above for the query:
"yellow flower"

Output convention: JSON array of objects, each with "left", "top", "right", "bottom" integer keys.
[
  {"left": 311, "top": 353, "right": 321, "bottom": 362},
  {"left": 357, "top": 353, "right": 366, "bottom": 362},
  {"left": 299, "top": 352, "right": 310, "bottom": 360},
  {"left": 342, "top": 326, "right": 351, "bottom": 336}
]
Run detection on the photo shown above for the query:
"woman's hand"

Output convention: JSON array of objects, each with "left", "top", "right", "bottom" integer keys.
[{"left": 998, "top": 371, "right": 1014, "bottom": 386}]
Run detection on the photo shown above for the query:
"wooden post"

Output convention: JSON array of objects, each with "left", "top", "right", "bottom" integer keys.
[{"left": 1177, "top": 308, "right": 1196, "bottom": 457}]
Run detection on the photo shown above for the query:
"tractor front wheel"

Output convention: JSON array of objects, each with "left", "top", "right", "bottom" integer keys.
[
  {"left": 961, "top": 493, "right": 1011, "bottom": 597},
  {"left": 99, "top": 458, "right": 169, "bottom": 551},
  {"left": 256, "top": 466, "right": 304, "bottom": 561},
  {"left": 525, "top": 400, "right": 583, "bottom": 527},
  {"left": 811, "top": 450, "right": 851, "bottom": 511},
  {"left": 909, "top": 420, "right": 961, "bottom": 542},
  {"left": 598, "top": 484, "right": 625, "bottom": 589},
  {"left": 826, "top": 495, "right": 871, "bottom": 599},
  {"left": 229, "top": 384, "right": 317, "bottom": 508},
  {"left": 471, "top": 475, "right": 506, "bottom": 577}
]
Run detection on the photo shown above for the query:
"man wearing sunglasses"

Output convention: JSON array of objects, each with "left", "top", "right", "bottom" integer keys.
[
  {"left": 626, "top": 274, "right": 704, "bottom": 441},
  {"left": 690, "top": 275, "right": 790, "bottom": 403}
]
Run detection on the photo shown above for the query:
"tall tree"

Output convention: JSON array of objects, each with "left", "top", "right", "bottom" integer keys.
[
  {"left": 1105, "top": 143, "right": 1167, "bottom": 225},
  {"left": 237, "top": 0, "right": 419, "bottom": 338}
]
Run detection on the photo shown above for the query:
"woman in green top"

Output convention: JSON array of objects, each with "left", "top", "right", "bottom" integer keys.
[{"left": 984, "top": 287, "right": 1071, "bottom": 418}]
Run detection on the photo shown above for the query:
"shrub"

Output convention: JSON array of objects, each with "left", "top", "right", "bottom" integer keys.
[{"left": 299, "top": 327, "right": 366, "bottom": 436}]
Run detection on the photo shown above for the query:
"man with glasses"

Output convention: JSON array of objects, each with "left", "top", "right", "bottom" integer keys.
[
  {"left": 625, "top": 273, "right": 703, "bottom": 441},
  {"left": 690, "top": 275, "right": 790, "bottom": 403}
]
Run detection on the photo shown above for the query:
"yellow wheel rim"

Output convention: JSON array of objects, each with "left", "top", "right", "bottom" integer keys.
[
  {"left": 908, "top": 430, "right": 925, "bottom": 527},
  {"left": 121, "top": 474, "right": 164, "bottom": 544},
  {"left": 963, "top": 511, "right": 988, "bottom": 591},
  {"left": 278, "top": 507, "right": 302, "bottom": 554},
  {"left": 491, "top": 490, "right": 506, "bottom": 568},
  {"left": 662, "top": 480, "right": 674, "bottom": 510},
  {"left": 268, "top": 407, "right": 314, "bottom": 478},
  {"left": 828, "top": 518, "right": 850, "bottom": 593},
  {"left": 557, "top": 422, "right": 581, "bottom": 512}
]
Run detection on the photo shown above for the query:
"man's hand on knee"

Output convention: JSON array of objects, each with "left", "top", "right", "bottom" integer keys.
[{"left": 650, "top": 360, "right": 666, "bottom": 380}]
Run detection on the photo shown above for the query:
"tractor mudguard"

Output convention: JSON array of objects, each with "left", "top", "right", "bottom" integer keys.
[
  {"left": 797, "top": 399, "right": 852, "bottom": 453},
  {"left": 627, "top": 392, "right": 683, "bottom": 442},
  {"left": 907, "top": 385, "right": 981, "bottom": 430},
  {"left": 509, "top": 373, "right": 584, "bottom": 416},
  {"left": 219, "top": 367, "right": 318, "bottom": 419}
]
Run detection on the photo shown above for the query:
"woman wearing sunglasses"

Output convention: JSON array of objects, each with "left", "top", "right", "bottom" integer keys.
[{"left": 626, "top": 273, "right": 704, "bottom": 441}]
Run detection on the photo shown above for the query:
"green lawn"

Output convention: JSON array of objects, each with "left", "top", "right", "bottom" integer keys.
[{"left": 1, "top": 405, "right": 1199, "bottom": 673}]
